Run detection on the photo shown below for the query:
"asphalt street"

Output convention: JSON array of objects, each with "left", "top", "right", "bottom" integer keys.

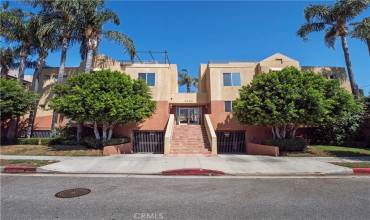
[{"left": 1, "top": 175, "right": 369, "bottom": 220}]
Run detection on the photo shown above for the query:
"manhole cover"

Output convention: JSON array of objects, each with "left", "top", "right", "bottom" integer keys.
[{"left": 55, "top": 188, "right": 91, "bottom": 198}]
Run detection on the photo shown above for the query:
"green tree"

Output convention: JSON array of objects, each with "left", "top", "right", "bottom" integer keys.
[
  {"left": 33, "top": 0, "right": 83, "bottom": 135},
  {"left": 297, "top": 0, "right": 369, "bottom": 98},
  {"left": 25, "top": 13, "right": 59, "bottom": 138},
  {"left": 50, "top": 70, "right": 156, "bottom": 141},
  {"left": 78, "top": 0, "right": 135, "bottom": 73},
  {"left": 233, "top": 67, "right": 364, "bottom": 140},
  {"left": 0, "top": 47, "right": 17, "bottom": 77},
  {"left": 0, "top": 2, "right": 38, "bottom": 81},
  {"left": 0, "top": 78, "right": 38, "bottom": 138},
  {"left": 178, "top": 69, "right": 198, "bottom": 93},
  {"left": 351, "top": 17, "right": 370, "bottom": 54}
]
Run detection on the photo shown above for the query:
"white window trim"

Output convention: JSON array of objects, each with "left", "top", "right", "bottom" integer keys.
[
  {"left": 139, "top": 72, "right": 155, "bottom": 86},
  {"left": 223, "top": 72, "right": 241, "bottom": 87}
]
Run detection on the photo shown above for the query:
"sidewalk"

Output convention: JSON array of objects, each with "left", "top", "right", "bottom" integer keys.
[{"left": 1, "top": 154, "right": 360, "bottom": 175}]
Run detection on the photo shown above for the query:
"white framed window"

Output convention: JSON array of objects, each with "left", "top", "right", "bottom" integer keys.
[
  {"left": 138, "top": 73, "right": 155, "bottom": 86},
  {"left": 223, "top": 72, "right": 241, "bottom": 86},
  {"left": 224, "top": 101, "right": 233, "bottom": 112}
]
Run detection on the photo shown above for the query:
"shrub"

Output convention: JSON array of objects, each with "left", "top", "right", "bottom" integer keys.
[
  {"left": 14, "top": 138, "right": 52, "bottom": 145},
  {"left": 262, "top": 138, "right": 307, "bottom": 152},
  {"left": 81, "top": 137, "right": 129, "bottom": 149},
  {"left": 48, "top": 137, "right": 78, "bottom": 146},
  {"left": 81, "top": 137, "right": 103, "bottom": 149}
]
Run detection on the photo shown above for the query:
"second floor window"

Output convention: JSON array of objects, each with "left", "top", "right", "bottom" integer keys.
[
  {"left": 223, "top": 72, "right": 241, "bottom": 86},
  {"left": 138, "top": 73, "right": 155, "bottom": 86}
]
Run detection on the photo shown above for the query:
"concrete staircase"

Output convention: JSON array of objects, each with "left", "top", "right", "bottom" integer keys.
[{"left": 169, "top": 124, "right": 211, "bottom": 155}]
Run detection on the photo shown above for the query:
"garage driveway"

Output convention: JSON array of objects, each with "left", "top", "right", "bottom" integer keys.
[{"left": 0, "top": 154, "right": 354, "bottom": 175}]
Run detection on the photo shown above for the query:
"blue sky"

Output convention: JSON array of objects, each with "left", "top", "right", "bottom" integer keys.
[{"left": 5, "top": 1, "right": 370, "bottom": 94}]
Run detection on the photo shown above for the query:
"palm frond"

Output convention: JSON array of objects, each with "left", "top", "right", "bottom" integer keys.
[
  {"left": 103, "top": 30, "right": 135, "bottom": 60},
  {"left": 351, "top": 17, "right": 370, "bottom": 40},
  {"left": 304, "top": 5, "right": 332, "bottom": 23},
  {"left": 96, "top": 9, "right": 120, "bottom": 26},
  {"left": 332, "top": 0, "right": 370, "bottom": 22},
  {"left": 297, "top": 22, "right": 326, "bottom": 40},
  {"left": 324, "top": 26, "right": 339, "bottom": 48}
]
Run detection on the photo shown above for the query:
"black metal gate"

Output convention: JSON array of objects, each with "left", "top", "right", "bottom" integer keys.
[
  {"left": 216, "top": 131, "right": 246, "bottom": 154},
  {"left": 133, "top": 131, "right": 164, "bottom": 153}
]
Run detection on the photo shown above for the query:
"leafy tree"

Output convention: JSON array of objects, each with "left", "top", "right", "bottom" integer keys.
[
  {"left": 78, "top": 0, "right": 135, "bottom": 73},
  {"left": 178, "top": 69, "right": 198, "bottom": 93},
  {"left": 0, "top": 78, "right": 38, "bottom": 138},
  {"left": 297, "top": 0, "right": 369, "bottom": 98},
  {"left": 233, "top": 67, "right": 364, "bottom": 140},
  {"left": 351, "top": 17, "right": 370, "bottom": 54},
  {"left": 50, "top": 70, "right": 156, "bottom": 141}
]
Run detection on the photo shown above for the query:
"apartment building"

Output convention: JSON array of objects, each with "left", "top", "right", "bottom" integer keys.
[{"left": 33, "top": 53, "right": 351, "bottom": 156}]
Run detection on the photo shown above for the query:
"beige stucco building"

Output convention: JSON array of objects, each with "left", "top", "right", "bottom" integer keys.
[{"left": 32, "top": 53, "right": 352, "bottom": 156}]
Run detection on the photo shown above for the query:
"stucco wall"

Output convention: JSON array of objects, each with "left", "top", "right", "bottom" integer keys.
[
  {"left": 113, "top": 101, "right": 169, "bottom": 138},
  {"left": 209, "top": 101, "right": 271, "bottom": 143}
]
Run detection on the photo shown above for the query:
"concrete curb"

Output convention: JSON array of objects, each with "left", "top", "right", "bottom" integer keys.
[{"left": 0, "top": 167, "right": 355, "bottom": 176}]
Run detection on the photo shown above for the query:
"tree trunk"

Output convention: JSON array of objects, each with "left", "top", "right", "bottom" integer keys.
[
  {"left": 93, "top": 122, "right": 100, "bottom": 140},
  {"left": 18, "top": 47, "right": 27, "bottom": 81},
  {"left": 274, "top": 126, "right": 281, "bottom": 139},
  {"left": 57, "top": 37, "right": 68, "bottom": 83},
  {"left": 76, "top": 122, "right": 82, "bottom": 144},
  {"left": 84, "top": 36, "right": 98, "bottom": 73},
  {"left": 292, "top": 127, "right": 298, "bottom": 138},
  {"left": 107, "top": 124, "right": 114, "bottom": 140},
  {"left": 367, "top": 39, "right": 370, "bottom": 55},
  {"left": 340, "top": 35, "right": 358, "bottom": 99},
  {"left": 26, "top": 53, "right": 46, "bottom": 138},
  {"left": 85, "top": 49, "right": 94, "bottom": 73},
  {"left": 6, "top": 118, "right": 17, "bottom": 140},
  {"left": 51, "top": 37, "right": 69, "bottom": 137},
  {"left": 187, "top": 84, "right": 191, "bottom": 93},
  {"left": 271, "top": 127, "right": 276, "bottom": 139},
  {"left": 50, "top": 112, "right": 58, "bottom": 137},
  {"left": 102, "top": 123, "right": 108, "bottom": 141}
]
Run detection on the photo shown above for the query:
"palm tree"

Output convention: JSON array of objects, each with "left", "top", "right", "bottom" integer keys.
[
  {"left": 0, "top": 47, "right": 17, "bottom": 77},
  {"left": 25, "top": 14, "right": 59, "bottom": 138},
  {"left": 33, "top": 0, "right": 83, "bottom": 136},
  {"left": 351, "top": 17, "right": 370, "bottom": 54},
  {"left": 78, "top": 0, "right": 135, "bottom": 73},
  {"left": 297, "top": 0, "right": 369, "bottom": 98},
  {"left": 0, "top": 3, "right": 37, "bottom": 81},
  {"left": 179, "top": 69, "right": 198, "bottom": 93}
]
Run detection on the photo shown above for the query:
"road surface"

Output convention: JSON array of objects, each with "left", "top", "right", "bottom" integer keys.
[{"left": 1, "top": 175, "right": 369, "bottom": 220}]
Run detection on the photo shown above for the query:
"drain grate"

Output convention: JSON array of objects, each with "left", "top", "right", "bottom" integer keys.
[{"left": 55, "top": 188, "right": 91, "bottom": 198}]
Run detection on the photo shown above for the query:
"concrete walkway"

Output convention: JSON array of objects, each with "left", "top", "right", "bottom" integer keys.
[{"left": 1, "top": 154, "right": 359, "bottom": 175}]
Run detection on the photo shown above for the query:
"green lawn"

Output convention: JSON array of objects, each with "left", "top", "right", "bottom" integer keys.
[
  {"left": 331, "top": 162, "right": 370, "bottom": 168},
  {"left": 285, "top": 145, "right": 370, "bottom": 157},
  {"left": 0, "top": 145, "right": 102, "bottom": 156},
  {"left": 0, "top": 159, "right": 57, "bottom": 167}
]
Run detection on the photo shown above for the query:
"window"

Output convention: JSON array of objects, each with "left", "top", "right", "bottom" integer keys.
[
  {"left": 225, "top": 101, "right": 233, "bottom": 112},
  {"left": 223, "top": 73, "right": 241, "bottom": 86},
  {"left": 138, "top": 73, "right": 155, "bottom": 86}
]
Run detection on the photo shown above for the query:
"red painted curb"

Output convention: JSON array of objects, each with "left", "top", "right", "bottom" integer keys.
[
  {"left": 3, "top": 165, "right": 36, "bottom": 173},
  {"left": 353, "top": 168, "right": 370, "bottom": 175},
  {"left": 162, "top": 168, "right": 224, "bottom": 176}
]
